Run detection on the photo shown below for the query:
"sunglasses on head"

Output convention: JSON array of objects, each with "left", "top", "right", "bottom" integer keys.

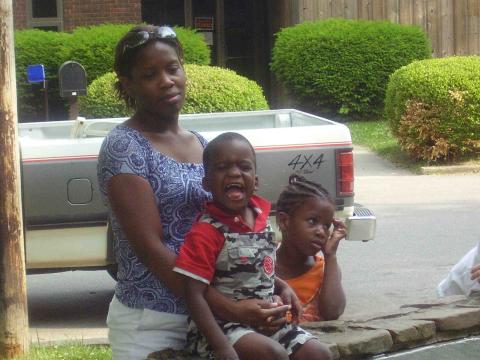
[{"left": 122, "top": 26, "right": 177, "bottom": 53}]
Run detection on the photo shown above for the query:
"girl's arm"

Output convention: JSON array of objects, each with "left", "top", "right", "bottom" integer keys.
[
  {"left": 184, "top": 278, "right": 238, "bottom": 360},
  {"left": 107, "top": 174, "right": 184, "bottom": 296},
  {"left": 317, "top": 219, "right": 347, "bottom": 320}
]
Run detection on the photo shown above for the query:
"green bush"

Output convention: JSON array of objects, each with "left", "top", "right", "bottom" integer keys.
[
  {"left": 385, "top": 56, "right": 480, "bottom": 162},
  {"left": 270, "top": 18, "right": 431, "bottom": 119},
  {"left": 14, "top": 29, "right": 71, "bottom": 122},
  {"left": 66, "top": 24, "right": 211, "bottom": 84},
  {"left": 182, "top": 65, "right": 268, "bottom": 113},
  {"left": 66, "top": 23, "right": 133, "bottom": 84},
  {"left": 79, "top": 65, "right": 268, "bottom": 118}
]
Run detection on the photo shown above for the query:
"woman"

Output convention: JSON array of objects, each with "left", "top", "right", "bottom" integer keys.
[{"left": 97, "top": 25, "right": 291, "bottom": 360}]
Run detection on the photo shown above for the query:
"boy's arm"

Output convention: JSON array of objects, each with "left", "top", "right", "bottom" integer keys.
[
  {"left": 317, "top": 219, "right": 346, "bottom": 320},
  {"left": 184, "top": 277, "right": 239, "bottom": 360}
]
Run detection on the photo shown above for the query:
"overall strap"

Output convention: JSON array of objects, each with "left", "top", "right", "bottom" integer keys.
[{"left": 198, "top": 213, "right": 230, "bottom": 234}]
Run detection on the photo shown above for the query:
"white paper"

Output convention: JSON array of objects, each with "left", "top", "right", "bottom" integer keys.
[{"left": 437, "top": 242, "right": 480, "bottom": 297}]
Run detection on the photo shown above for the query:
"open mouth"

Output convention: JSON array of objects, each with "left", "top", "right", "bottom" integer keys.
[{"left": 224, "top": 183, "right": 245, "bottom": 201}]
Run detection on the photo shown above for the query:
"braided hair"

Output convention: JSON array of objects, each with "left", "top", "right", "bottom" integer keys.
[{"left": 276, "top": 174, "right": 334, "bottom": 215}]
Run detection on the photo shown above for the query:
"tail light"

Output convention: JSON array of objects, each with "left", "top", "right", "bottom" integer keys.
[{"left": 336, "top": 149, "right": 354, "bottom": 197}]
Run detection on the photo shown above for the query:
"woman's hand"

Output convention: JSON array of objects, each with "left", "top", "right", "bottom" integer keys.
[
  {"left": 322, "top": 218, "right": 347, "bottom": 258},
  {"left": 471, "top": 264, "right": 480, "bottom": 282},
  {"left": 233, "top": 298, "right": 289, "bottom": 329}
]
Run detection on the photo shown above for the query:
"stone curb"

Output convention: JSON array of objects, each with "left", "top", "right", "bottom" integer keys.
[
  {"left": 420, "top": 162, "right": 480, "bottom": 175},
  {"left": 147, "top": 295, "right": 480, "bottom": 360}
]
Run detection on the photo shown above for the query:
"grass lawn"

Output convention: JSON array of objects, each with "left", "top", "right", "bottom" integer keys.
[
  {"left": 12, "top": 343, "right": 111, "bottom": 360},
  {"left": 345, "top": 119, "right": 425, "bottom": 172}
]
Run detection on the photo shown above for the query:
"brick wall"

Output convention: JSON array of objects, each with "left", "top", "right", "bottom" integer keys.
[
  {"left": 63, "top": 0, "right": 142, "bottom": 31},
  {"left": 13, "top": 0, "right": 27, "bottom": 29},
  {"left": 13, "top": 0, "right": 141, "bottom": 31}
]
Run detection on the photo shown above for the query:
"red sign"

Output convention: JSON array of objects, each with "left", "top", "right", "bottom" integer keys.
[{"left": 195, "top": 17, "right": 214, "bottom": 31}]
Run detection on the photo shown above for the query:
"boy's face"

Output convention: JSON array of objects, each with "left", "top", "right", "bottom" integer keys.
[{"left": 203, "top": 139, "right": 258, "bottom": 215}]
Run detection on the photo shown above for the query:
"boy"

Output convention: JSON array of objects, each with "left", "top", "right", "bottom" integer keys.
[{"left": 174, "top": 132, "right": 332, "bottom": 360}]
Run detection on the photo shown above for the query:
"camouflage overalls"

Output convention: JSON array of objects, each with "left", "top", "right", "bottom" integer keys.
[{"left": 186, "top": 214, "right": 315, "bottom": 358}]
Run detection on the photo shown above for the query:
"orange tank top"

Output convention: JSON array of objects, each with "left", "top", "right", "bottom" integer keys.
[{"left": 285, "top": 256, "right": 324, "bottom": 322}]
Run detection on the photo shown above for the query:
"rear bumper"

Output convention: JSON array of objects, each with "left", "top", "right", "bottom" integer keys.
[{"left": 345, "top": 207, "right": 376, "bottom": 241}]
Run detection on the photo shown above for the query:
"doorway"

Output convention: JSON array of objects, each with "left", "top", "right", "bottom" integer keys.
[{"left": 141, "top": 0, "right": 185, "bottom": 27}]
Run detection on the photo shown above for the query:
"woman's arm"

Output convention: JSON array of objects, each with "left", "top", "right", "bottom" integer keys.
[
  {"left": 205, "top": 287, "right": 290, "bottom": 328},
  {"left": 317, "top": 218, "right": 347, "bottom": 320},
  {"left": 107, "top": 173, "right": 184, "bottom": 296},
  {"left": 184, "top": 278, "right": 238, "bottom": 360}
]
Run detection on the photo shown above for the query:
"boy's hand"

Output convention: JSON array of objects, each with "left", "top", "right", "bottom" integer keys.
[
  {"left": 214, "top": 344, "right": 239, "bottom": 360},
  {"left": 322, "top": 218, "right": 346, "bottom": 257},
  {"left": 471, "top": 264, "right": 480, "bottom": 282}
]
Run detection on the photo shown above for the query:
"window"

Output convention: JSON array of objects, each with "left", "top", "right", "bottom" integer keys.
[{"left": 28, "top": 0, "right": 63, "bottom": 31}]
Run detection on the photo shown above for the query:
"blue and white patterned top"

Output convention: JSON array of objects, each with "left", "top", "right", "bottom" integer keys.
[{"left": 97, "top": 124, "right": 211, "bottom": 314}]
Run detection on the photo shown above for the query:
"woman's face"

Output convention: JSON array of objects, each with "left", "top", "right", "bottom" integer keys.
[{"left": 122, "top": 41, "right": 186, "bottom": 119}]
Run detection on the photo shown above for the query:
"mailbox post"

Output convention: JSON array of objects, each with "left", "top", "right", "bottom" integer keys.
[
  {"left": 26, "top": 64, "right": 49, "bottom": 121},
  {"left": 59, "top": 61, "right": 87, "bottom": 120}
]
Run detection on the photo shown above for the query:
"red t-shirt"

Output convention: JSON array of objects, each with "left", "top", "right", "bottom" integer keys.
[{"left": 174, "top": 195, "right": 271, "bottom": 284}]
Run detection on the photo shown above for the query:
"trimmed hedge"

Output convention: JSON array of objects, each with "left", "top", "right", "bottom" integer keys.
[
  {"left": 385, "top": 56, "right": 480, "bottom": 162},
  {"left": 271, "top": 18, "right": 431, "bottom": 119},
  {"left": 79, "top": 65, "right": 269, "bottom": 118},
  {"left": 14, "top": 29, "right": 72, "bottom": 122},
  {"left": 65, "top": 24, "right": 133, "bottom": 85},
  {"left": 182, "top": 65, "right": 268, "bottom": 113}
]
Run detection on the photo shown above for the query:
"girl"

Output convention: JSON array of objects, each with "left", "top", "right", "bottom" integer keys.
[{"left": 275, "top": 174, "right": 347, "bottom": 323}]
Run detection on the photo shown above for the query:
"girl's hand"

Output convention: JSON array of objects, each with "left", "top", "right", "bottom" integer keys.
[
  {"left": 275, "top": 284, "right": 302, "bottom": 323},
  {"left": 322, "top": 219, "right": 347, "bottom": 257},
  {"left": 471, "top": 264, "right": 480, "bottom": 282},
  {"left": 214, "top": 345, "right": 239, "bottom": 360}
]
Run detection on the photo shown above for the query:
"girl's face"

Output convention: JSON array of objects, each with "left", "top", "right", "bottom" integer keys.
[
  {"left": 278, "top": 196, "right": 335, "bottom": 256},
  {"left": 121, "top": 41, "right": 186, "bottom": 119}
]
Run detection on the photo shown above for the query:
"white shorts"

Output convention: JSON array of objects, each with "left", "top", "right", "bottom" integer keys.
[{"left": 107, "top": 295, "right": 188, "bottom": 360}]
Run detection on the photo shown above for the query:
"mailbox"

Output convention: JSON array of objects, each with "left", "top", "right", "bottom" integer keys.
[
  {"left": 59, "top": 61, "right": 87, "bottom": 97},
  {"left": 27, "top": 64, "right": 46, "bottom": 83}
]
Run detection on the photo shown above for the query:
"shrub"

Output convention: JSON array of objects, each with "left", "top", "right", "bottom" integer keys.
[
  {"left": 270, "top": 18, "right": 431, "bottom": 119},
  {"left": 385, "top": 56, "right": 480, "bottom": 162},
  {"left": 14, "top": 29, "right": 72, "bottom": 122},
  {"left": 66, "top": 24, "right": 211, "bottom": 84},
  {"left": 66, "top": 23, "right": 133, "bottom": 84},
  {"left": 79, "top": 65, "right": 268, "bottom": 118},
  {"left": 182, "top": 65, "right": 268, "bottom": 113}
]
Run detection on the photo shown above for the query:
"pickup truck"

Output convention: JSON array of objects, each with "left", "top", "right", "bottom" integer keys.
[{"left": 19, "top": 109, "right": 375, "bottom": 275}]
